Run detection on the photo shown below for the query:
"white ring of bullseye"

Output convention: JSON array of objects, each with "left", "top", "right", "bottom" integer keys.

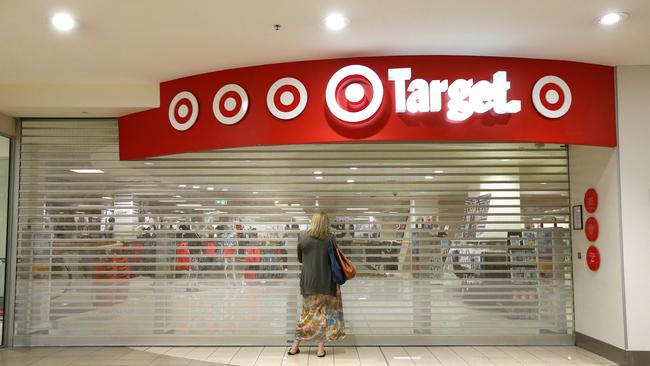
[
  {"left": 266, "top": 77, "right": 308, "bottom": 120},
  {"left": 168, "top": 91, "right": 199, "bottom": 131},
  {"left": 326, "top": 65, "right": 384, "bottom": 123},
  {"left": 532, "top": 75, "right": 572, "bottom": 119},
  {"left": 213, "top": 84, "right": 249, "bottom": 125}
]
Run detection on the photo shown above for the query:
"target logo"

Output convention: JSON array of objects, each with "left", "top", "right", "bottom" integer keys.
[
  {"left": 168, "top": 91, "right": 199, "bottom": 131},
  {"left": 325, "top": 65, "right": 384, "bottom": 123},
  {"left": 267, "top": 77, "right": 308, "bottom": 120},
  {"left": 213, "top": 84, "right": 249, "bottom": 125},
  {"left": 532, "top": 75, "right": 572, "bottom": 119}
]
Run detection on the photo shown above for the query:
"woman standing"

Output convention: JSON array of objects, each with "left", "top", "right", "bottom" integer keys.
[{"left": 288, "top": 211, "right": 345, "bottom": 358}]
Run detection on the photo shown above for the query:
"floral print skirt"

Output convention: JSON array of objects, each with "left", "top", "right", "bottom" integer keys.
[{"left": 295, "top": 288, "right": 346, "bottom": 342}]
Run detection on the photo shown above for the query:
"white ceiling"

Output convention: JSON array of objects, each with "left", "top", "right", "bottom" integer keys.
[{"left": 0, "top": 0, "right": 649, "bottom": 117}]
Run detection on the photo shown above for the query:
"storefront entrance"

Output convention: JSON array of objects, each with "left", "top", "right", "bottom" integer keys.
[{"left": 12, "top": 119, "right": 573, "bottom": 346}]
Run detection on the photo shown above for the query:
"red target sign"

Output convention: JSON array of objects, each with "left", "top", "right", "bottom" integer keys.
[
  {"left": 532, "top": 75, "right": 572, "bottom": 119},
  {"left": 325, "top": 65, "right": 384, "bottom": 123},
  {"left": 168, "top": 91, "right": 199, "bottom": 131},
  {"left": 212, "top": 84, "right": 249, "bottom": 125},
  {"left": 585, "top": 217, "right": 599, "bottom": 242},
  {"left": 266, "top": 77, "right": 308, "bottom": 120},
  {"left": 586, "top": 245, "right": 601, "bottom": 271},
  {"left": 584, "top": 188, "right": 598, "bottom": 213}
]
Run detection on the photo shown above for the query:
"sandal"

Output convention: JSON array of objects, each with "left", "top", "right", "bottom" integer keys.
[
  {"left": 317, "top": 350, "right": 326, "bottom": 358},
  {"left": 287, "top": 348, "right": 300, "bottom": 356}
]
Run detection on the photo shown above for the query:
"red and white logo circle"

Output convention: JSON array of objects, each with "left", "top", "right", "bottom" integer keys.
[
  {"left": 325, "top": 65, "right": 384, "bottom": 123},
  {"left": 168, "top": 91, "right": 199, "bottom": 131},
  {"left": 266, "top": 77, "right": 308, "bottom": 120},
  {"left": 532, "top": 75, "right": 572, "bottom": 119},
  {"left": 213, "top": 84, "right": 249, "bottom": 125}
]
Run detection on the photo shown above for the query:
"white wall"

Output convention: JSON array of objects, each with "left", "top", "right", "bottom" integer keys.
[
  {"left": 617, "top": 66, "right": 650, "bottom": 351},
  {"left": 569, "top": 145, "right": 626, "bottom": 349}
]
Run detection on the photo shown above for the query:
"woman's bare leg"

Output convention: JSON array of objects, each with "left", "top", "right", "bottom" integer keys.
[
  {"left": 289, "top": 339, "right": 301, "bottom": 353},
  {"left": 317, "top": 340, "right": 325, "bottom": 356}
]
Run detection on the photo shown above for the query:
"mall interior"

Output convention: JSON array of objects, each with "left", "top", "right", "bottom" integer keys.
[{"left": 0, "top": 1, "right": 649, "bottom": 366}]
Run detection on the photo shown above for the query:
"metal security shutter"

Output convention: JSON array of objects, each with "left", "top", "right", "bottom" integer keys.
[{"left": 14, "top": 120, "right": 573, "bottom": 346}]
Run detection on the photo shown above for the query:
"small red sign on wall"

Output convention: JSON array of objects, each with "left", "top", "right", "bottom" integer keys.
[
  {"left": 584, "top": 188, "right": 598, "bottom": 213},
  {"left": 586, "top": 245, "right": 601, "bottom": 271},
  {"left": 585, "top": 217, "right": 599, "bottom": 242}
]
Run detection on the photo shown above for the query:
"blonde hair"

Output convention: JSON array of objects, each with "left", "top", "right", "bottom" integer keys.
[{"left": 308, "top": 211, "right": 330, "bottom": 240}]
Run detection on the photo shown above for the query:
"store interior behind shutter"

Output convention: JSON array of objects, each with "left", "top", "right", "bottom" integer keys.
[{"left": 14, "top": 119, "right": 573, "bottom": 345}]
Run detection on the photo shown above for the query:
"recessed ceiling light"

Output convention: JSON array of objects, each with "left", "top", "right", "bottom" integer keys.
[
  {"left": 51, "top": 12, "right": 76, "bottom": 32},
  {"left": 315, "top": 176, "right": 324, "bottom": 180},
  {"left": 178, "top": 184, "right": 187, "bottom": 188},
  {"left": 425, "top": 176, "right": 434, "bottom": 180},
  {"left": 144, "top": 162, "right": 154, "bottom": 166},
  {"left": 324, "top": 13, "right": 349, "bottom": 31},
  {"left": 599, "top": 12, "right": 628, "bottom": 25},
  {"left": 434, "top": 170, "right": 444, "bottom": 174},
  {"left": 102, "top": 196, "right": 112, "bottom": 200},
  {"left": 313, "top": 170, "right": 323, "bottom": 175},
  {"left": 252, "top": 191, "right": 259, "bottom": 194},
  {"left": 347, "top": 179, "right": 355, "bottom": 183},
  {"left": 70, "top": 169, "right": 104, "bottom": 174},
  {"left": 221, "top": 188, "right": 229, "bottom": 192},
  {"left": 192, "top": 185, "right": 200, "bottom": 189},
  {"left": 350, "top": 167, "right": 359, "bottom": 170},
  {"left": 207, "top": 187, "right": 214, "bottom": 191},
  {"left": 173, "top": 195, "right": 182, "bottom": 198}
]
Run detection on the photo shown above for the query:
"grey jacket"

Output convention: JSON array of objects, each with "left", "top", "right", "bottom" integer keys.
[{"left": 297, "top": 232, "right": 337, "bottom": 297}]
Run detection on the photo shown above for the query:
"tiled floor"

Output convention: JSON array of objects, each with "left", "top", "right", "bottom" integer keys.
[{"left": 0, "top": 346, "right": 617, "bottom": 366}]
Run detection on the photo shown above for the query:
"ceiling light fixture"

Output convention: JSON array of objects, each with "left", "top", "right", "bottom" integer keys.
[
  {"left": 51, "top": 12, "right": 76, "bottom": 32},
  {"left": 425, "top": 176, "right": 434, "bottom": 180},
  {"left": 350, "top": 167, "right": 359, "bottom": 170},
  {"left": 598, "top": 12, "right": 628, "bottom": 25},
  {"left": 313, "top": 170, "right": 323, "bottom": 175},
  {"left": 315, "top": 176, "right": 324, "bottom": 180},
  {"left": 434, "top": 170, "right": 444, "bottom": 174},
  {"left": 347, "top": 179, "right": 355, "bottom": 183},
  {"left": 70, "top": 169, "right": 104, "bottom": 174},
  {"left": 221, "top": 188, "right": 229, "bottom": 192},
  {"left": 144, "top": 162, "right": 154, "bottom": 166},
  {"left": 178, "top": 184, "right": 187, "bottom": 188},
  {"left": 207, "top": 187, "right": 215, "bottom": 191},
  {"left": 192, "top": 185, "right": 200, "bottom": 189},
  {"left": 324, "top": 13, "right": 349, "bottom": 31}
]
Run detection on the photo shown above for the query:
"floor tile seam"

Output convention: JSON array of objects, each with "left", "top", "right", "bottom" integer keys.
[
  {"left": 471, "top": 346, "right": 523, "bottom": 365},
  {"left": 403, "top": 346, "right": 440, "bottom": 365},
  {"left": 448, "top": 346, "right": 481, "bottom": 366}
]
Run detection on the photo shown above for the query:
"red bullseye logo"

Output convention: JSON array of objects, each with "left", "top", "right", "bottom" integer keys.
[
  {"left": 532, "top": 75, "right": 572, "bottom": 119},
  {"left": 326, "top": 65, "right": 384, "bottom": 123},
  {"left": 266, "top": 77, "right": 308, "bottom": 120},
  {"left": 168, "top": 91, "right": 199, "bottom": 131},
  {"left": 213, "top": 84, "right": 248, "bottom": 125}
]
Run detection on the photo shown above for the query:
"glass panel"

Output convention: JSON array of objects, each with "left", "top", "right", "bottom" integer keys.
[{"left": 14, "top": 120, "right": 573, "bottom": 345}]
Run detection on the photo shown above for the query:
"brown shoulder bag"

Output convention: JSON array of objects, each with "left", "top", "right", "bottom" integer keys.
[{"left": 334, "top": 244, "right": 357, "bottom": 280}]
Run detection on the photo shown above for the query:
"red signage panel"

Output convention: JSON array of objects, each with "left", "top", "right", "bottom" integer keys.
[
  {"left": 118, "top": 55, "right": 617, "bottom": 160},
  {"left": 586, "top": 245, "right": 601, "bottom": 271},
  {"left": 584, "top": 188, "right": 599, "bottom": 213},
  {"left": 585, "top": 217, "right": 600, "bottom": 242}
]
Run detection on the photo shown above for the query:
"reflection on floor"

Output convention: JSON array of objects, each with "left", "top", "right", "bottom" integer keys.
[{"left": 0, "top": 346, "right": 617, "bottom": 366}]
